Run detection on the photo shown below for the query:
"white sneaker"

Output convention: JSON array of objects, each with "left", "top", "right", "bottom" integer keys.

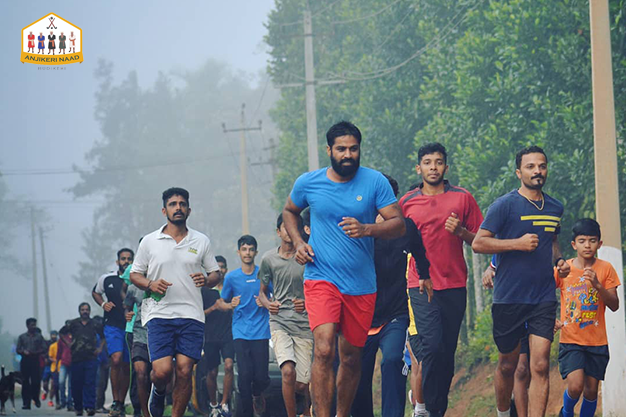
[
  {"left": 209, "top": 408, "right": 221, "bottom": 417},
  {"left": 408, "top": 389, "right": 414, "bottom": 405}
]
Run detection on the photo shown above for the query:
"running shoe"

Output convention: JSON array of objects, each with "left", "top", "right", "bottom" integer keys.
[
  {"left": 48, "top": 400, "right": 54, "bottom": 407},
  {"left": 220, "top": 403, "right": 232, "bottom": 417},
  {"left": 109, "top": 401, "right": 122, "bottom": 417},
  {"left": 87, "top": 409, "right": 96, "bottom": 416},
  {"left": 148, "top": 386, "right": 166, "bottom": 417}
]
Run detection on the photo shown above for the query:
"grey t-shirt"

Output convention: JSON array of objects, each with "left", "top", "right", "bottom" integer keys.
[
  {"left": 259, "top": 247, "right": 313, "bottom": 340},
  {"left": 124, "top": 285, "right": 148, "bottom": 345}
]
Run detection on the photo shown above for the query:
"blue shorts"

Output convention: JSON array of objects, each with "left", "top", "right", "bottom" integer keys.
[
  {"left": 147, "top": 318, "right": 204, "bottom": 362},
  {"left": 104, "top": 325, "right": 130, "bottom": 363}
]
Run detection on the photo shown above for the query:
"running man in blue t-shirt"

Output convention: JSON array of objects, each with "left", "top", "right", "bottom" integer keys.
[
  {"left": 473, "top": 146, "right": 570, "bottom": 417},
  {"left": 282, "top": 121, "right": 406, "bottom": 417},
  {"left": 218, "top": 235, "right": 270, "bottom": 417}
]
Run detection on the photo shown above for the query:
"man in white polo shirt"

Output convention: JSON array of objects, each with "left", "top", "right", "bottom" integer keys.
[{"left": 130, "top": 187, "right": 221, "bottom": 417}]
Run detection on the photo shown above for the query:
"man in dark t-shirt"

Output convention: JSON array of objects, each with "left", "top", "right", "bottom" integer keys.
[
  {"left": 200, "top": 255, "right": 234, "bottom": 417},
  {"left": 92, "top": 248, "right": 133, "bottom": 416},
  {"left": 69, "top": 302, "right": 105, "bottom": 415}
]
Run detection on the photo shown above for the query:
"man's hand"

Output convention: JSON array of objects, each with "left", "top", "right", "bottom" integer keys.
[
  {"left": 419, "top": 278, "right": 433, "bottom": 303},
  {"left": 295, "top": 242, "right": 315, "bottom": 265},
  {"left": 151, "top": 279, "right": 172, "bottom": 295},
  {"left": 554, "top": 319, "right": 563, "bottom": 334},
  {"left": 255, "top": 295, "right": 263, "bottom": 308},
  {"left": 293, "top": 298, "right": 306, "bottom": 313},
  {"left": 557, "top": 260, "right": 571, "bottom": 279},
  {"left": 339, "top": 217, "right": 369, "bottom": 238},
  {"left": 125, "top": 311, "right": 135, "bottom": 322},
  {"left": 482, "top": 266, "right": 495, "bottom": 289},
  {"left": 583, "top": 267, "right": 601, "bottom": 289},
  {"left": 231, "top": 295, "right": 241, "bottom": 309},
  {"left": 268, "top": 300, "right": 281, "bottom": 315},
  {"left": 102, "top": 301, "right": 116, "bottom": 312},
  {"left": 204, "top": 306, "right": 215, "bottom": 316},
  {"left": 190, "top": 272, "right": 206, "bottom": 288},
  {"left": 517, "top": 233, "right": 539, "bottom": 252},
  {"left": 444, "top": 212, "right": 462, "bottom": 236}
]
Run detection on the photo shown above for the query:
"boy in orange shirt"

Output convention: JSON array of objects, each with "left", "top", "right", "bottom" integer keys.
[{"left": 555, "top": 218, "right": 620, "bottom": 417}]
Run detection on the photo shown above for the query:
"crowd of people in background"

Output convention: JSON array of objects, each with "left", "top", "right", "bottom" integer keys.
[{"left": 11, "top": 121, "right": 621, "bottom": 417}]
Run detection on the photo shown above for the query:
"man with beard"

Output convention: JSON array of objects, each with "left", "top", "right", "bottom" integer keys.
[
  {"left": 130, "top": 187, "right": 221, "bottom": 417},
  {"left": 399, "top": 142, "right": 483, "bottom": 417},
  {"left": 282, "top": 121, "right": 405, "bottom": 417},
  {"left": 472, "top": 146, "right": 570, "bottom": 417},
  {"left": 93, "top": 248, "right": 134, "bottom": 417},
  {"left": 69, "top": 303, "right": 106, "bottom": 416},
  {"left": 16, "top": 318, "right": 46, "bottom": 410}
]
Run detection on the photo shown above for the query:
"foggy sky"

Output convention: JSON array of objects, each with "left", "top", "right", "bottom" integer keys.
[{"left": 0, "top": 0, "right": 276, "bottom": 336}]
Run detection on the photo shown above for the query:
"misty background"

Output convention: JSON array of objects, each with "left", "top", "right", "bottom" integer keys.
[{"left": 0, "top": 1, "right": 281, "bottom": 344}]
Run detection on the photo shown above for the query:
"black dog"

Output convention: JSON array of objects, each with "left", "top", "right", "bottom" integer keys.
[{"left": 0, "top": 366, "right": 22, "bottom": 415}]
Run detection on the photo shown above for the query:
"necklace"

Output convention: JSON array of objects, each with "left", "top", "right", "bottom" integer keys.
[{"left": 519, "top": 190, "right": 544, "bottom": 211}]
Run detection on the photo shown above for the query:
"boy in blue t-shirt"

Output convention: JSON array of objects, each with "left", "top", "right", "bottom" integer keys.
[{"left": 218, "top": 235, "right": 270, "bottom": 417}]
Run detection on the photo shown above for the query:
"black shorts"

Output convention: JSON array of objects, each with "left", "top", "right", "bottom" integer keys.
[
  {"left": 408, "top": 334, "right": 423, "bottom": 363},
  {"left": 132, "top": 342, "right": 150, "bottom": 363},
  {"left": 202, "top": 340, "right": 234, "bottom": 370},
  {"left": 492, "top": 302, "right": 556, "bottom": 354},
  {"left": 558, "top": 343, "right": 609, "bottom": 381}
]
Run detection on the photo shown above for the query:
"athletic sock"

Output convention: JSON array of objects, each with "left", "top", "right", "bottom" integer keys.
[
  {"left": 415, "top": 402, "right": 426, "bottom": 413},
  {"left": 496, "top": 408, "right": 510, "bottom": 417},
  {"left": 579, "top": 397, "right": 597, "bottom": 417},
  {"left": 562, "top": 389, "right": 578, "bottom": 417}
]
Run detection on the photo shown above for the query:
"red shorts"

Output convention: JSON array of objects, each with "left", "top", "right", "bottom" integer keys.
[{"left": 304, "top": 280, "right": 376, "bottom": 347}]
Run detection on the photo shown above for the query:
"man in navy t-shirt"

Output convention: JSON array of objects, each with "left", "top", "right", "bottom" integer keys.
[
  {"left": 282, "top": 121, "right": 406, "bottom": 417},
  {"left": 218, "top": 235, "right": 270, "bottom": 417},
  {"left": 473, "top": 146, "right": 570, "bottom": 417}
]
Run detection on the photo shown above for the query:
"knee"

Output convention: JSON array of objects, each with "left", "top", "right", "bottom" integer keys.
[
  {"left": 530, "top": 357, "right": 550, "bottom": 378},
  {"left": 381, "top": 350, "right": 404, "bottom": 369},
  {"left": 280, "top": 363, "right": 296, "bottom": 384},
  {"left": 110, "top": 353, "right": 122, "bottom": 367},
  {"left": 514, "top": 361, "right": 530, "bottom": 382},
  {"left": 223, "top": 360, "right": 234, "bottom": 375},
  {"left": 295, "top": 382, "right": 308, "bottom": 394},
  {"left": 340, "top": 351, "right": 361, "bottom": 370},
  {"left": 314, "top": 341, "right": 334, "bottom": 365},
  {"left": 175, "top": 364, "right": 193, "bottom": 381},
  {"left": 498, "top": 358, "right": 518, "bottom": 378},
  {"left": 583, "top": 385, "right": 599, "bottom": 401},
  {"left": 151, "top": 366, "right": 173, "bottom": 384}
]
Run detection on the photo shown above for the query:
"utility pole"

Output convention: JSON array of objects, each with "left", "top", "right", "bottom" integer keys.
[
  {"left": 38, "top": 227, "right": 52, "bottom": 334},
  {"left": 251, "top": 138, "right": 279, "bottom": 179},
  {"left": 304, "top": 9, "right": 320, "bottom": 171},
  {"left": 30, "top": 208, "right": 39, "bottom": 319},
  {"left": 589, "top": 1, "right": 626, "bottom": 414},
  {"left": 223, "top": 103, "right": 262, "bottom": 235}
]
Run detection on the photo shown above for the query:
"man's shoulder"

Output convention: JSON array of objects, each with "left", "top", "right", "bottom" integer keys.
[
  {"left": 261, "top": 247, "right": 280, "bottom": 262},
  {"left": 188, "top": 227, "right": 211, "bottom": 244},
  {"left": 543, "top": 192, "right": 564, "bottom": 211}
]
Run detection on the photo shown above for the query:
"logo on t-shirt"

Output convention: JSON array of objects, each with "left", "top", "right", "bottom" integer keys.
[
  {"left": 356, "top": 195, "right": 363, "bottom": 201},
  {"left": 520, "top": 215, "right": 560, "bottom": 232},
  {"left": 188, "top": 247, "right": 198, "bottom": 255},
  {"left": 108, "top": 283, "right": 114, "bottom": 289},
  {"left": 21, "top": 13, "right": 83, "bottom": 65}
]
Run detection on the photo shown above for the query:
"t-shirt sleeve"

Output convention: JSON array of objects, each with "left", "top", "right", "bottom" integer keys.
[
  {"left": 221, "top": 274, "right": 233, "bottom": 301},
  {"left": 290, "top": 173, "right": 309, "bottom": 209},
  {"left": 601, "top": 263, "right": 621, "bottom": 290},
  {"left": 94, "top": 274, "right": 106, "bottom": 294},
  {"left": 130, "top": 238, "right": 149, "bottom": 275},
  {"left": 375, "top": 172, "right": 398, "bottom": 210},
  {"left": 463, "top": 193, "right": 484, "bottom": 233},
  {"left": 201, "top": 238, "right": 219, "bottom": 274},
  {"left": 258, "top": 256, "right": 273, "bottom": 287},
  {"left": 480, "top": 197, "right": 508, "bottom": 234}
]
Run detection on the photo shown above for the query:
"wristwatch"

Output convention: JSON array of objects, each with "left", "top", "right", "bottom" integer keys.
[{"left": 554, "top": 257, "right": 565, "bottom": 267}]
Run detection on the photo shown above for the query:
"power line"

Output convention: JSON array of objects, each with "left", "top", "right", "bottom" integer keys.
[
  {"left": 277, "top": 0, "right": 343, "bottom": 27},
  {"left": 329, "top": 0, "right": 404, "bottom": 25}
]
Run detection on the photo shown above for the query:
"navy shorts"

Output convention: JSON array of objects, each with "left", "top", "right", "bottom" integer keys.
[
  {"left": 558, "top": 343, "right": 610, "bottom": 381},
  {"left": 492, "top": 302, "right": 556, "bottom": 354},
  {"left": 147, "top": 318, "right": 204, "bottom": 362},
  {"left": 104, "top": 325, "right": 130, "bottom": 362},
  {"left": 202, "top": 340, "right": 235, "bottom": 370}
]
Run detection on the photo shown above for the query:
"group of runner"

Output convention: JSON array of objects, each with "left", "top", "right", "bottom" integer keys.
[{"left": 19, "top": 120, "right": 620, "bottom": 417}]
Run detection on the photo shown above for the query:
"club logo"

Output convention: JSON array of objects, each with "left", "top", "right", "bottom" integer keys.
[
  {"left": 21, "top": 13, "right": 83, "bottom": 65},
  {"left": 356, "top": 195, "right": 363, "bottom": 201}
]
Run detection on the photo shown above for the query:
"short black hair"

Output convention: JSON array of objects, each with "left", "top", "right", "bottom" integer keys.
[
  {"left": 417, "top": 142, "right": 447, "bottom": 164},
  {"left": 78, "top": 302, "right": 91, "bottom": 312},
  {"left": 59, "top": 326, "right": 70, "bottom": 335},
  {"left": 117, "top": 248, "right": 134, "bottom": 260},
  {"left": 237, "top": 235, "right": 258, "bottom": 250},
  {"left": 215, "top": 255, "right": 227, "bottom": 266},
  {"left": 382, "top": 173, "right": 399, "bottom": 197},
  {"left": 408, "top": 183, "right": 420, "bottom": 191},
  {"left": 572, "top": 218, "right": 601, "bottom": 241},
  {"left": 301, "top": 208, "right": 311, "bottom": 228},
  {"left": 26, "top": 318, "right": 37, "bottom": 326},
  {"left": 515, "top": 146, "right": 547, "bottom": 169},
  {"left": 162, "top": 187, "right": 190, "bottom": 208},
  {"left": 326, "top": 121, "right": 362, "bottom": 147},
  {"left": 276, "top": 212, "right": 304, "bottom": 232},
  {"left": 50, "top": 330, "right": 58, "bottom": 336}
]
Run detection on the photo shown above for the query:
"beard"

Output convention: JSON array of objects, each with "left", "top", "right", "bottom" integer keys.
[
  {"left": 330, "top": 153, "right": 360, "bottom": 177},
  {"left": 523, "top": 175, "right": 545, "bottom": 190},
  {"left": 168, "top": 211, "right": 188, "bottom": 225},
  {"left": 422, "top": 173, "right": 444, "bottom": 187}
]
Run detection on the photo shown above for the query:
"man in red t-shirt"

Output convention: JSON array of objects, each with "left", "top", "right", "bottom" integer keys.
[{"left": 399, "top": 143, "right": 483, "bottom": 417}]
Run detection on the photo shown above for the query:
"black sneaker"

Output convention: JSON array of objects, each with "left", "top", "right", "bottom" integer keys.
[
  {"left": 76, "top": 409, "right": 84, "bottom": 416},
  {"left": 148, "top": 385, "right": 166, "bottom": 417},
  {"left": 87, "top": 409, "right": 96, "bottom": 416},
  {"left": 22, "top": 405, "right": 31, "bottom": 410}
]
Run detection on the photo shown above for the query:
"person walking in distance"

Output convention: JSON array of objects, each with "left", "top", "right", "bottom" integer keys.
[
  {"left": 472, "top": 146, "right": 570, "bottom": 417},
  {"left": 56, "top": 325, "right": 74, "bottom": 411},
  {"left": 69, "top": 303, "right": 106, "bottom": 416},
  {"left": 200, "top": 255, "right": 235, "bottom": 417},
  {"left": 16, "top": 318, "right": 46, "bottom": 410},
  {"left": 130, "top": 187, "right": 221, "bottom": 417},
  {"left": 282, "top": 121, "right": 405, "bottom": 417},
  {"left": 92, "top": 248, "right": 134, "bottom": 417},
  {"left": 257, "top": 214, "right": 313, "bottom": 417},
  {"left": 399, "top": 142, "right": 483, "bottom": 417}
]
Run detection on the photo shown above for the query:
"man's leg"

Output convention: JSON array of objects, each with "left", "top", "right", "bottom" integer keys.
[
  {"left": 251, "top": 339, "right": 270, "bottom": 414},
  {"left": 335, "top": 334, "right": 362, "bottom": 417},
  {"left": 527, "top": 335, "right": 551, "bottom": 417},
  {"left": 170, "top": 354, "right": 195, "bottom": 417},
  {"left": 234, "top": 339, "right": 254, "bottom": 416},
  {"left": 271, "top": 330, "right": 300, "bottom": 417},
  {"left": 221, "top": 358, "right": 234, "bottom": 406},
  {"left": 83, "top": 360, "right": 98, "bottom": 411},
  {"left": 580, "top": 375, "right": 600, "bottom": 417},
  {"left": 133, "top": 360, "right": 151, "bottom": 417},
  {"left": 96, "top": 361, "right": 109, "bottom": 410},
  {"left": 59, "top": 365, "right": 68, "bottom": 408},
  {"left": 280, "top": 361, "right": 298, "bottom": 417},
  {"left": 206, "top": 366, "right": 219, "bottom": 406},
  {"left": 20, "top": 359, "right": 32, "bottom": 408},
  {"left": 513, "top": 352, "right": 530, "bottom": 417},
  {"left": 495, "top": 346, "right": 521, "bottom": 414},
  {"left": 72, "top": 361, "right": 85, "bottom": 412},
  {"left": 109, "top": 351, "right": 123, "bottom": 405},
  {"left": 438, "top": 289, "right": 466, "bottom": 413},
  {"left": 310, "top": 323, "right": 337, "bottom": 417},
  {"left": 351, "top": 333, "right": 379, "bottom": 417},
  {"left": 378, "top": 318, "right": 409, "bottom": 417}
]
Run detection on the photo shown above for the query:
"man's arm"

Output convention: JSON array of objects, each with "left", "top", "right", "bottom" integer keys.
[
  {"left": 472, "top": 228, "right": 538, "bottom": 254},
  {"left": 283, "top": 196, "right": 314, "bottom": 265},
  {"left": 16, "top": 335, "right": 25, "bottom": 355},
  {"left": 552, "top": 235, "right": 571, "bottom": 277},
  {"left": 214, "top": 297, "right": 241, "bottom": 312},
  {"left": 205, "top": 270, "right": 221, "bottom": 288},
  {"left": 338, "top": 203, "right": 405, "bottom": 240},
  {"left": 258, "top": 282, "right": 280, "bottom": 315},
  {"left": 130, "top": 272, "right": 171, "bottom": 295}
]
